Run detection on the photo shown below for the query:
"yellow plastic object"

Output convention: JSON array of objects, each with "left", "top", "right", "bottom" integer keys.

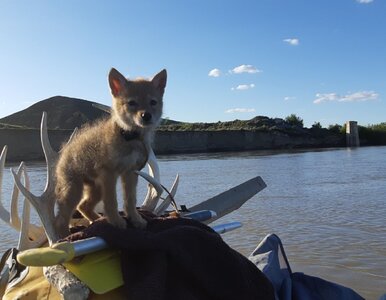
[
  {"left": 17, "top": 242, "right": 75, "bottom": 267},
  {"left": 64, "top": 249, "right": 124, "bottom": 294},
  {"left": 16, "top": 241, "right": 123, "bottom": 294},
  {"left": 16, "top": 242, "right": 75, "bottom": 267}
]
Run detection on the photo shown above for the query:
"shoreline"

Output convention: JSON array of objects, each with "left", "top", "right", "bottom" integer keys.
[{"left": 0, "top": 127, "right": 346, "bottom": 162}]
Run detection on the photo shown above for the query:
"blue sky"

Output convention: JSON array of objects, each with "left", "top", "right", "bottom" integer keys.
[{"left": 0, "top": 0, "right": 385, "bottom": 127}]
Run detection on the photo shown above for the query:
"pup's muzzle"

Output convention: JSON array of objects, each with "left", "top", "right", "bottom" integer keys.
[
  {"left": 140, "top": 112, "right": 152, "bottom": 125},
  {"left": 141, "top": 112, "right": 152, "bottom": 122}
]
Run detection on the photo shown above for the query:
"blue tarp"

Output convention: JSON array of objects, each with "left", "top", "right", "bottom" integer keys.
[{"left": 249, "top": 234, "right": 366, "bottom": 300}]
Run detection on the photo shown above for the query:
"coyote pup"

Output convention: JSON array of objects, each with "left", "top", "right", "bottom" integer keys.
[{"left": 55, "top": 68, "right": 166, "bottom": 238}]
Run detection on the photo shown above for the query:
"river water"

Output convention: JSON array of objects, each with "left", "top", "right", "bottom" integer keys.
[{"left": 1, "top": 146, "right": 385, "bottom": 299}]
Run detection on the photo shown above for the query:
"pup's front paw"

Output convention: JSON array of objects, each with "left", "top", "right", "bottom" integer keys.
[
  {"left": 109, "top": 216, "right": 127, "bottom": 229},
  {"left": 130, "top": 215, "right": 147, "bottom": 229}
]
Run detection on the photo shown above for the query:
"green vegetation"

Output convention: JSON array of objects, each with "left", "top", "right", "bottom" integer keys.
[
  {"left": 358, "top": 123, "right": 386, "bottom": 145},
  {"left": 159, "top": 114, "right": 386, "bottom": 146},
  {"left": 159, "top": 119, "right": 267, "bottom": 131},
  {"left": 285, "top": 114, "right": 304, "bottom": 127},
  {"left": 327, "top": 124, "right": 345, "bottom": 134},
  {"left": 158, "top": 115, "right": 303, "bottom": 133},
  {"left": 311, "top": 122, "right": 322, "bottom": 129}
]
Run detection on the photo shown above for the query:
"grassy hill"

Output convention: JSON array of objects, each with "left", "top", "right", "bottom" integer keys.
[
  {"left": 0, "top": 96, "right": 108, "bottom": 130},
  {"left": 0, "top": 96, "right": 182, "bottom": 130}
]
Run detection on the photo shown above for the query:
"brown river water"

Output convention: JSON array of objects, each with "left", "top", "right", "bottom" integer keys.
[{"left": 1, "top": 146, "right": 385, "bottom": 299}]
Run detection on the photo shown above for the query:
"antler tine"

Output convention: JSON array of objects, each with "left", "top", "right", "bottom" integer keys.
[
  {"left": 17, "top": 163, "right": 32, "bottom": 250},
  {"left": 17, "top": 199, "right": 33, "bottom": 250},
  {"left": 11, "top": 112, "right": 60, "bottom": 244},
  {"left": 0, "top": 148, "right": 26, "bottom": 230},
  {"left": 10, "top": 162, "right": 26, "bottom": 230},
  {"left": 41, "top": 111, "right": 58, "bottom": 194},
  {"left": 21, "top": 163, "right": 46, "bottom": 245},
  {"left": 154, "top": 174, "right": 180, "bottom": 215},
  {"left": 0, "top": 146, "right": 11, "bottom": 224},
  {"left": 136, "top": 170, "right": 163, "bottom": 200},
  {"left": 17, "top": 164, "right": 46, "bottom": 250},
  {"left": 66, "top": 127, "right": 78, "bottom": 145},
  {"left": 141, "top": 148, "right": 162, "bottom": 212}
]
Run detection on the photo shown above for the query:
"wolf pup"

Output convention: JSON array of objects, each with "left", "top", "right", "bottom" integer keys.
[{"left": 54, "top": 68, "right": 166, "bottom": 238}]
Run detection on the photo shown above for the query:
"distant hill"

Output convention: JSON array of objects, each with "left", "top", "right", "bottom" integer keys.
[
  {"left": 0, "top": 96, "right": 109, "bottom": 130},
  {"left": 0, "top": 96, "right": 183, "bottom": 130}
]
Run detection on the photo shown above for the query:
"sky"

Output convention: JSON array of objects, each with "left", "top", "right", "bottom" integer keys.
[{"left": 0, "top": 0, "right": 385, "bottom": 127}]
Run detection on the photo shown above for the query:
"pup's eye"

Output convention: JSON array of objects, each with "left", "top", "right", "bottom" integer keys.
[
  {"left": 127, "top": 100, "right": 138, "bottom": 107},
  {"left": 150, "top": 99, "right": 158, "bottom": 106}
]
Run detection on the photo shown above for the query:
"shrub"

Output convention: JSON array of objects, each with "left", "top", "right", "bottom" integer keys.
[
  {"left": 359, "top": 123, "right": 386, "bottom": 145},
  {"left": 312, "top": 122, "right": 323, "bottom": 129},
  {"left": 328, "top": 124, "right": 343, "bottom": 134},
  {"left": 285, "top": 114, "right": 304, "bottom": 127}
]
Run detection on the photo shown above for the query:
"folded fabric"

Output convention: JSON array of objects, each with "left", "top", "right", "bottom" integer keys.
[{"left": 66, "top": 214, "right": 275, "bottom": 300}]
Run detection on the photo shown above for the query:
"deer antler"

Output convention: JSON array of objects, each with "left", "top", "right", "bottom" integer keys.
[
  {"left": 154, "top": 174, "right": 179, "bottom": 215},
  {"left": 17, "top": 164, "right": 48, "bottom": 250},
  {"left": 12, "top": 111, "right": 59, "bottom": 245},
  {"left": 0, "top": 146, "right": 44, "bottom": 242},
  {"left": 141, "top": 148, "right": 163, "bottom": 211},
  {"left": 9, "top": 162, "right": 25, "bottom": 230},
  {"left": 139, "top": 148, "right": 180, "bottom": 215},
  {"left": 10, "top": 112, "right": 88, "bottom": 298},
  {"left": 0, "top": 146, "right": 18, "bottom": 228}
]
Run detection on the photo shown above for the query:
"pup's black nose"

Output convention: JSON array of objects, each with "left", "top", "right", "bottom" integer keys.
[{"left": 141, "top": 112, "right": 152, "bottom": 122}]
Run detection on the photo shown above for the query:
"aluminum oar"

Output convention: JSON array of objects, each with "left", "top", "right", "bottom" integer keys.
[
  {"left": 183, "top": 210, "right": 217, "bottom": 222},
  {"left": 17, "top": 220, "right": 242, "bottom": 267},
  {"left": 211, "top": 221, "right": 242, "bottom": 234}
]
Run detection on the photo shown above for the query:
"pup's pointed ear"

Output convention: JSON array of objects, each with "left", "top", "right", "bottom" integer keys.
[
  {"left": 152, "top": 69, "right": 167, "bottom": 92},
  {"left": 108, "top": 68, "right": 127, "bottom": 97}
]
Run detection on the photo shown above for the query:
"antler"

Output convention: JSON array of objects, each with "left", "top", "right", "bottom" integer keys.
[
  {"left": 154, "top": 174, "right": 179, "bottom": 215},
  {"left": 12, "top": 111, "right": 59, "bottom": 245},
  {"left": 0, "top": 146, "right": 44, "bottom": 243},
  {"left": 0, "top": 145, "right": 19, "bottom": 227},
  {"left": 9, "top": 112, "right": 88, "bottom": 297},
  {"left": 139, "top": 149, "right": 180, "bottom": 214},
  {"left": 141, "top": 148, "right": 161, "bottom": 211},
  {"left": 17, "top": 164, "right": 48, "bottom": 250}
]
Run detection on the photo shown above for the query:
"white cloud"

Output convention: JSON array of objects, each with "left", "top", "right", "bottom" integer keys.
[
  {"left": 284, "top": 96, "right": 296, "bottom": 101},
  {"left": 283, "top": 38, "right": 299, "bottom": 46},
  {"left": 225, "top": 108, "right": 256, "bottom": 113},
  {"left": 208, "top": 68, "right": 221, "bottom": 77},
  {"left": 313, "top": 91, "right": 379, "bottom": 104},
  {"left": 231, "top": 84, "right": 255, "bottom": 91},
  {"left": 357, "top": 0, "right": 373, "bottom": 4},
  {"left": 230, "top": 65, "right": 261, "bottom": 74}
]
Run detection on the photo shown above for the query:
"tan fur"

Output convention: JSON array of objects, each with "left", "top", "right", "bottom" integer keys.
[{"left": 54, "top": 68, "right": 166, "bottom": 238}]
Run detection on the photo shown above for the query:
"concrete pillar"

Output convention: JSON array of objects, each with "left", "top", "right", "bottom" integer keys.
[{"left": 346, "top": 121, "right": 360, "bottom": 147}]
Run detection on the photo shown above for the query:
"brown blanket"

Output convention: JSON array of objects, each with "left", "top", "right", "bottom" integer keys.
[{"left": 67, "top": 213, "right": 275, "bottom": 300}]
